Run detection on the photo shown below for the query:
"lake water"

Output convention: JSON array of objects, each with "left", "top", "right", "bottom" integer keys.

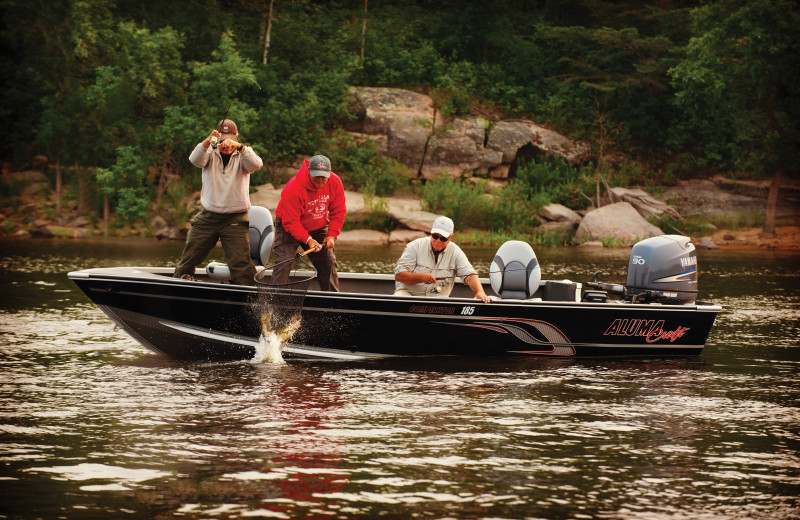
[{"left": 1, "top": 237, "right": 798, "bottom": 519}]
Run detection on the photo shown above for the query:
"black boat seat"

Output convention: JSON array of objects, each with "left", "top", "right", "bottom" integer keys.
[
  {"left": 207, "top": 206, "right": 274, "bottom": 281},
  {"left": 489, "top": 240, "right": 542, "bottom": 299}
]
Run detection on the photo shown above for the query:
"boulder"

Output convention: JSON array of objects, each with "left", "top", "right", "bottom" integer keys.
[
  {"left": 601, "top": 187, "right": 680, "bottom": 220},
  {"left": 348, "top": 87, "right": 435, "bottom": 172},
  {"left": 536, "top": 220, "right": 575, "bottom": 234},
  {"left": 1, "top": 170, "right": 48, "bottom": 184},
  {"left": 72, "top": 216, "right": 91, "bottom": 228},
  {"left": 421, "top": 116, "right": 502, "bottom": 179},
  {"left": 575, "top": 202, "right": 664, "bottom": 245},
  {"left": 486, "top": 120, "right": 590, "bottom": 166},
  {"left": 392, "top": 210, "right": 440, "bottom": 232},
  {"left": 491, "top": 165, "right": 511, "bottom": 179},
  {"left": 389, "top": 229, "right": 426, "bottom": 245},
  {"left": 695, "top": 236, "right": 718, "bottom": 250},
  {"left": 664, "top": 179, "right": 800, "bottom": 222},
  {"left": 337, "top": 229, "right": 389, "bottom": 245},
  {"left": 345, "top": 131, "right": 389, "bottom": 156},
  {"left": 539, "top": 203, "right": 582, "bottom": 226}
]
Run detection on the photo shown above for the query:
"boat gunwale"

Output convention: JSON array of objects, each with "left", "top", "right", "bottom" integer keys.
[{"left": 68, "top": 266, "right": 722, "bottom": 312}]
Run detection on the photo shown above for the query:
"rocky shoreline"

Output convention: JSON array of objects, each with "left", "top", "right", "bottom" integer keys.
[{"left": 2, "top": 170, "right": 799, "bottom": 251}]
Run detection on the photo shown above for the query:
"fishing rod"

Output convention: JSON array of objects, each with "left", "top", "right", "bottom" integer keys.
[
  {"left": 253, "top": 247, "right": 319, "bottom": 285},
  {"left": 210, "top": 78, "right": 262, "bottom": 148}
]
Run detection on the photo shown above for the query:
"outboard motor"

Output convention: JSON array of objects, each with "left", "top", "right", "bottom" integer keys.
[{"left": 624, "top": 235, "right": 697, "bottom": 304}]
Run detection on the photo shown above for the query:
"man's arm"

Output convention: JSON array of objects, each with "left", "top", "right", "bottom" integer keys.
[
  {"left": 394, "top": 240, "right": 436, "bottom": 284},
  {"left": 395, "top": 271, "right": 437, "bottom": 285},
  {"left": 325, "top": 177, "right": 347, "bottom": 239},
  {"left": 189, "top": 142, "right": 211, "bottom": 169},
  {"left": 463, "top": 274, "right": 491, "bottom": 303},
  {"left": 238, "top": 146, "right": 263, "bottom": 174}
]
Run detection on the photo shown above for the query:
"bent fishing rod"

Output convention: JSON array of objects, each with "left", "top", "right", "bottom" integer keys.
[{"left": 210, "top": 78, "right": 262, "bottom": 147}]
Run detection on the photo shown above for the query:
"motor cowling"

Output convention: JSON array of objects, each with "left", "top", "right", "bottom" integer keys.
[{"left": 624, "top": 235, "right": 698, "bottom": 304}]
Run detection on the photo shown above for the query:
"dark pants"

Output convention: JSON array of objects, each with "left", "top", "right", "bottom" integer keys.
[
  {"left": 272, "top": 220, "right": 339, "bottom": 292},
  {"left": 173, "top": 209, "right": 257, "bottom": 286}
]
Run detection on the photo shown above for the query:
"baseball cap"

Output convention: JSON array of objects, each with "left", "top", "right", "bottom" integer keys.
[
  {"left": 431, "top": 216, "right": 454, "bottom": 237},
  {"left": 217, "top": 119, "right": 238, "bottom": 141},
  {"left": 309, "top": 155, "right": 332, "bottom": 178}
]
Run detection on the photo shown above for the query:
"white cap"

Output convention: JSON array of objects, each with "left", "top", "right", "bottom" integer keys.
[{"left": 431, "top": 216, "right": 454, "bottom": 237}]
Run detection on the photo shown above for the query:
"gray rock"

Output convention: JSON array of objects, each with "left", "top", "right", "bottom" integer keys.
[
  {"left": 575, "top": 202, "right": 664, "bottom": 245},
  {"left": 602, "top": 187, "right": 680, "bottom": 220},
  {"left": 337, "top": 229, "right": 389, "bottom": 245},
  {"left": 349, "top": 87, "right": 435, "bottom": 172},
  {"left": 72, "top": 216, "right": 90, "bottom": 228},
  {"left": 486, "top": 120, "right": 590, "bottom": 166},
  {"left": 393, "top": 210, "right": 439, "bottom": 232},
  {"left": 539, "top": 203, "right": 582, "bottom": 226},
  {"left": 537, "top": 220, "right": 575, "bottom": 234},
  {"left": 421, "top": 116, "right": 502, "bottom": 179},
  {"left": 389, "top": 229, "right": 426, "bottom": 245},
  {"left": 1, "top": 170, "right": 48, "bottom": 184},
  {"left": 694, "top": 236, "right": 718, "bottom": 250},
  {"left": 664, "top": 179, "right": 799, "bottom": 221}
]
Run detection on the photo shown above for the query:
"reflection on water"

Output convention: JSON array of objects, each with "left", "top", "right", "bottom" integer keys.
[{"left": 0, "top": 237, "right": 798, "bottom": 519}]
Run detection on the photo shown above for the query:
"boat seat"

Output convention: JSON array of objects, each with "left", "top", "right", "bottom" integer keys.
[
  {"left": 489, "top": 240, "right": 542, "bottom": 299},
  {"left": 206, "top": 206, "right": 274, "bottom": 281}
]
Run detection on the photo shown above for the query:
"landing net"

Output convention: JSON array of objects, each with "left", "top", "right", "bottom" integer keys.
[{"left": 252, "top": 254, "right": 317, "bottom": 364}]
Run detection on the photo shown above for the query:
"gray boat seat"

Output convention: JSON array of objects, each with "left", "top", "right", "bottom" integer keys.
[
  {"left": 207, "top": 206, "right": 274, "bottom": 280},
  {"left": 489, "top": 240, "right": 542, "bottom": 299}
]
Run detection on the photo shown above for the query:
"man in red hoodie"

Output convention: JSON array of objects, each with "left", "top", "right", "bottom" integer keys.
[{"left": 272, "top": 155, "right": 346, "bottom": 291}]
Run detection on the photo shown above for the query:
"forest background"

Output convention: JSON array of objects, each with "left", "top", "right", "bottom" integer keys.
[{"left": 1, "top": 0, "right": 798, "bottom": 243}]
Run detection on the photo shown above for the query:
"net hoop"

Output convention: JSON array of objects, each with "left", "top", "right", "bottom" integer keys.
[{"left": 254, "top": 254, "right": 318, "bottom": 287}]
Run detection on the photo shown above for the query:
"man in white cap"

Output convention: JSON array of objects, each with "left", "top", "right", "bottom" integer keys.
[{"left": 394, "top": 216, "right": 491, "bottom": 302}]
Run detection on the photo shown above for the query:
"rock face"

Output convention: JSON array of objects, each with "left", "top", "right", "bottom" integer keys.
[
  {"left": 486, "top": 120, "right": 590, "bottom": 167},
  {"left": 347, "top": 87, "right": 590, "bottom": 180},
  {"left": 539, "top": 203, "right": 582, "bottom": 226},
  {"left": 421, "top": 116, "right": 503, "bottom": 179},
  {"left": 575, "top": 202, "right": 664, "bottom": 245},
  {"left": 664, "top": 178, "right": 800, "bottom": 222},
  {"left": 348, "top": 87, "right": 435, "bottom": 173},
  {"left": 602, "top": 187, "right": 680, "bottom": 220}
]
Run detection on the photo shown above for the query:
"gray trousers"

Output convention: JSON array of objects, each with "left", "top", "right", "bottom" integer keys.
[
  {"left": 271, "top": 220, "right": 339, "bottom": 292},
  {"left": 173, "top": 209, "right": 257, "bottom": 286}
]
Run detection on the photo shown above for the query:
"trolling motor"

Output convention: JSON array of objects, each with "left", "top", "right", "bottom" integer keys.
[{"left": 584, "top": 235, "right": 698, "bottom": 304}]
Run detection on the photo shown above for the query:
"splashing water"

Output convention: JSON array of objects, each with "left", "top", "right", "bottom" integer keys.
[
  {"left": 252, "top": 332, "right": 286, "bottom": 364},
  {"left": 251, "top": 314, "right": 301, "bottom": 365}
]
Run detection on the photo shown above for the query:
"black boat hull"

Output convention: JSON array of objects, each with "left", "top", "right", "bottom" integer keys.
[{"left": 69, "top": 267, "right": 720, "bottom": 361}]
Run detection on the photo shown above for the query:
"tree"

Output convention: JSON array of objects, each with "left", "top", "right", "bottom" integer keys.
[{"left": 670, "top": 0, "right": 800, "bottom": 234}]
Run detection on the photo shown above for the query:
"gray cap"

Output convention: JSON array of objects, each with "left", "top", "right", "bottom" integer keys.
[{"left": 309, "top": 155, "right": 332, "bottom": 178}]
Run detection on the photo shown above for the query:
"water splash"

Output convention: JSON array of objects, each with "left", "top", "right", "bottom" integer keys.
[
  {"left": 253, "top": 332, "right": 286, "bottom": 365},
  {"left": 251, "top": 314, "right": 301, "bottom": 365}
]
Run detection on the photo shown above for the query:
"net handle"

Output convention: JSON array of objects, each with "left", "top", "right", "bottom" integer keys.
[{"left": 254, "top": 248, "right": 318, "bottom": 286}]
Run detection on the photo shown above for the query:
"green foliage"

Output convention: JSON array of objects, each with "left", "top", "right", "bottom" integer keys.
[
  {"left": 96, "top": 146, "right": 151, "bottom": 222},
  {"left": 319, "top": 131, "right": 413, "bottom": 196},
  {"left": 670, "top": 0, "right": 800, "bottom": 176},
  {"left": 420, "top": 176, "right": 495, "bottom": 230},
  {"left": 355, "top": 188, "right": 396, "bottom": 234},
  {"left": 8, "top": 0, "right": 797, "bottom": 234}
]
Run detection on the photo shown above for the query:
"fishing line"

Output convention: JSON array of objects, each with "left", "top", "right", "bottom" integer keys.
[{"left": 212, "top": 78, "right": 263, "bottom": 146}]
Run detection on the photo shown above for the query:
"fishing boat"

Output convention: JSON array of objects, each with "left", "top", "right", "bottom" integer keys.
[{"left": 68, "top": 207, "right": 721, "bottom": 361}]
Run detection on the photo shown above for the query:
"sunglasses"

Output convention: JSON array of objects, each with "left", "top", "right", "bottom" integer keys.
[{"left": 431, "top": 233, "right": 450, "bottom": 242}]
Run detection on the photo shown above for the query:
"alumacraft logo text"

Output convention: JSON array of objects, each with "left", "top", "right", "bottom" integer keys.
[{"left": 604, "top": 319, "right": 690, "bottom": 343}]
